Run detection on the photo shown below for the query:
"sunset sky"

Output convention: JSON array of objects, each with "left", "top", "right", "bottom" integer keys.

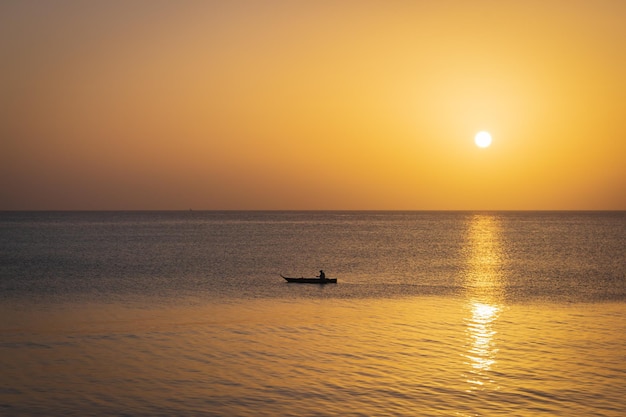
[{"left": 2, "top": 1, "right": 625, "bottom": 210}]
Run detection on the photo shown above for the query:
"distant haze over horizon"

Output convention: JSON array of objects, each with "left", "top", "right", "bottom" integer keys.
[{"left": 2, "top": 1, "right": 625, "bottom": 211}]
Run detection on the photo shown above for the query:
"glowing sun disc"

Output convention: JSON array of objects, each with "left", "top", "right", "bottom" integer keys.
[{"left": 474, "top": 131, "right": 492, "bottom": 148}]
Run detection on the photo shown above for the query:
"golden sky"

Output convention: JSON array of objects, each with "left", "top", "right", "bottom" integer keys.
[{"left": 2, "top": 1, "right": 625, "bottom": 210}]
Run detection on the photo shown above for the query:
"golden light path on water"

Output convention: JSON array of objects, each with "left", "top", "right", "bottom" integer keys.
[{"left": 463, "top": 214, "right": 503, "bottom": 392}]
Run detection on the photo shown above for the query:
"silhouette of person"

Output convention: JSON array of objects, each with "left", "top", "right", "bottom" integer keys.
[{"left": 318, "top": 270, "right": 326, "bottom": 279}]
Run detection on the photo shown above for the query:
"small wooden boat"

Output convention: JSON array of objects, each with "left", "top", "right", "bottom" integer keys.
[{"left": 281, "top": 274, "right": 337, "bottom": 284}]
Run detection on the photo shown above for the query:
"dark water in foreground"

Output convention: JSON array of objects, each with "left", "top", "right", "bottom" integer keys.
[{"left": 1, "top": 211, "right": 625, "bottom": 416}]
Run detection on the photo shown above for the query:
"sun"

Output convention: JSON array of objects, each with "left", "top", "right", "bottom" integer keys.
[{"left": 474, "top": 131, "right": 492, "bottom": 148}]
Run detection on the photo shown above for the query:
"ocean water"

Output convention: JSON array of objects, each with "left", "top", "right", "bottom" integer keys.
[{"left": 1, "top": 211, "right": 625, "bottom": 416}]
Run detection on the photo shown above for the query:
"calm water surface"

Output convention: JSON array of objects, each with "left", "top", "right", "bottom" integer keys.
[{"left": 1, "top": 211, "right": 625, "bottom": 416}]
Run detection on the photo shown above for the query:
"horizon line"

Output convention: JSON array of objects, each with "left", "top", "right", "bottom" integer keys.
[{"left": 1, "top": 209, "right": 624, "bottom": 213}]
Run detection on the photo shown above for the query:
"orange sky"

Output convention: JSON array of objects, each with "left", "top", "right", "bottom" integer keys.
[{"left": 2, "top": 1, "right": 625, "bottom": 210}]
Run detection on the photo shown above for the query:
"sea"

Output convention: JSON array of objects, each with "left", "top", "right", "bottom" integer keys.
[{"left": 1, "top": 211, "right": 625, "bottom": 416}]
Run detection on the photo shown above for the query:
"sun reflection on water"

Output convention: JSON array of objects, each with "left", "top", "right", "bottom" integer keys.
[
  {"left": 463, "top": 215, "right": 504, "bottom": 391},
  {"left": 466, "top": 302, "right": 500, "bottom": 374}
]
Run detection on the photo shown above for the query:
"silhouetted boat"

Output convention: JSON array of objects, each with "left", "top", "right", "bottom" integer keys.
[{"left": 281, "top": 274, "right": 337, "bottom": 284}]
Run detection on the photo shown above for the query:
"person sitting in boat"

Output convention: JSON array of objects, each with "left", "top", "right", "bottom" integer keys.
[{"left": 318, "top": 270, "right": 326, "bottom": 280}]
